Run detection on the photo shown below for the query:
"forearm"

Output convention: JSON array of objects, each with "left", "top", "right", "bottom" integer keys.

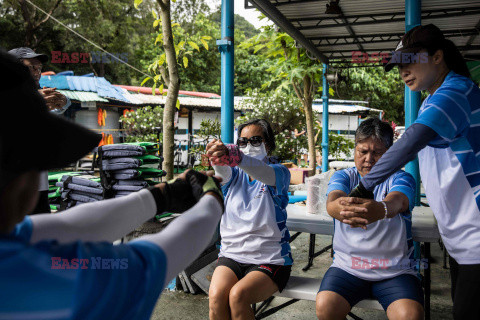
[
  {"left": 383, "top": 192, "right": 409, "bottom": 219},
  {"left": 213, "top": 165, "right": 232, "bottom": 185},
  {"left": 135, "top": 195, "right": 223, "bottom": 282},
  {"left": 326, "top": 200, "right": 347, "bottom": 222},
  {"left": 238, "top": 155, "right": 276, "bottom": 186},
  {"left": 361, "top": 123, "right": 437, "bottom": 191},
  {"left": 30, "top": 189, "right": 156, "bottom": 244}
]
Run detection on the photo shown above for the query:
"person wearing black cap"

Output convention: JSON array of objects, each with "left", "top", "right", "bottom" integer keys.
[
  {"left": 0, "top": 50, "right": 225, "bottom": 319},
  {"left": 344, "top": 24, "right": 480, "bottom": 319},
  {"left": 8, "top": 47, "right": 72, "bottom": 215}
]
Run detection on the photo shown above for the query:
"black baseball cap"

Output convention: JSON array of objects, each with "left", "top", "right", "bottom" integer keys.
[
  {"left": 7, "top": 47, "right": 49, "bottom": 63},
  {"left": 384, "top": 24, "right": 446, "bottom": 72},
  {"left": 0, "top": 50, "right": 101, "bottom": 187}
]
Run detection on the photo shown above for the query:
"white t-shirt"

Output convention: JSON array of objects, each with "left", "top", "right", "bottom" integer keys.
[
  {"left": 327, "top": 167, "right": 417, "bottom": 280},
  {"left": 219, "top": 164, "right": 293, "bottom": 266}
]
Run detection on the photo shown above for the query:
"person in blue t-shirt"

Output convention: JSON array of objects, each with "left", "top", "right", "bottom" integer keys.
[
  {"left": 316, "top": 118, "right": 423, "bottom": 320},
  {"left": 205, "top": 119, "right": 292, "bottom": 320},
  {"left": 347, "top": 24, "right": 480, "bottom": 319},
  {"left": 0, "top": 50, "right": 225, "bottom": 320}
]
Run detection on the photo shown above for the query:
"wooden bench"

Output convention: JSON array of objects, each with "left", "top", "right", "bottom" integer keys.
[{"left": 254, "top": 276, "right": 383, "bottom": 320}]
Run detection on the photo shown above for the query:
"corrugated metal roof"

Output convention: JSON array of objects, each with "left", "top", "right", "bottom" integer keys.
[
  {"left": 312, "top": 103, "right": 382, "bottom": 114},
  {"left": 39, "top": 75, "right": 131, "bottom": 102},
  {"left": 248, "top": 0, "right": 480, "bottom": 65},
  {"left": 56, "top": 90, "right": 108, "bottom": 102},
  {"left": 126, "top": 93, "right": 246, "bottom": 110}
]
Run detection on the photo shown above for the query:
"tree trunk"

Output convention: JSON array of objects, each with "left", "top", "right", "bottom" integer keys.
[
  {"left": 157, "top": 0, "right": 180, "bottom": 180},
  {"left": 302, "top": 75, "right": 316, "bottom": 177}
]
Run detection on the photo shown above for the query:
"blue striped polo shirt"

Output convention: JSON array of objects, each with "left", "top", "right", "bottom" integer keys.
[
  {"left": 327, "top": 167, "right": 417, "bottom": 280},
  {"left": 415, "top": 71, "right": 480, "bottom": 263}
]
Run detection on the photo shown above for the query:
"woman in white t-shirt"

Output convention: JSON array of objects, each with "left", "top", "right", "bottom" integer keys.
[{"left": 206, "top": 119, "right": 292, "bottom": 320}]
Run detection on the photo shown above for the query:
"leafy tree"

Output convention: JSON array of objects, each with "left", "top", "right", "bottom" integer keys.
[
  {"left": 236, "top": 90, "right": 306, "bottom": 161},
  {"left": 333, "top": 66, "right": 405, "bottom": 124},
  {"left": 120, "top": 106, "right": 164, "bottom": 143},
  {"left": 241, "top": 27, "right": 334, "bottom": 175}
]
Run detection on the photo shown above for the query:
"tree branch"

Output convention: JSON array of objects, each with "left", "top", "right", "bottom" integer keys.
[{"left": 35, "top": 0, "right": 62, "bottom": 29}]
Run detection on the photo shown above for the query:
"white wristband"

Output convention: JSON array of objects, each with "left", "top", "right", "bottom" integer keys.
[{"left": 380, "top": 201, "right": 388, "bottom": 220}]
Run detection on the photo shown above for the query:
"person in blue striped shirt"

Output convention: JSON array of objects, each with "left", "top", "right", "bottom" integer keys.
[
  {"left": 348, "top": 24, "right": 480, "bottom": 319},
  {"left": 315, "top": 118, "right": 424, "bottom": 320}
]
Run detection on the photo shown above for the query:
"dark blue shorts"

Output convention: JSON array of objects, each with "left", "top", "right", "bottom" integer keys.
[{"left": 318, "top": 267, "right": 424, "bottom": 310}]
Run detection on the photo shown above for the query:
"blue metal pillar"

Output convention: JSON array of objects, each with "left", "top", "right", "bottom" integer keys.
[
  {"left": 217, "top": 0, "right": 234, "bottom": 143},
  {"left": 405, "top": 0, "right": 422, "bottom": 205},
  {"left": 322, "top": 64, "right": 329, "bottom": 173}
]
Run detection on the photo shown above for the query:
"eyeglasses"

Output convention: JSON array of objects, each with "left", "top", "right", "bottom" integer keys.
[
  {"left": 26, "top": 64, "right": 43, "bottom": 74},
  {"left": 237, "top": 136, "right": 263, "bottom": 148}
]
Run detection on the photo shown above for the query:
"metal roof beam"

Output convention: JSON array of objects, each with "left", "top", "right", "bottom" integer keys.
[
  {"left": 313, "top": 30, "right": 480, "bottom": 47},
  {"left": 293, "top": 7, "right": 480, "bottom": 30},
  {"left": 273, "top": 0, "right": 322, "bottom": 7},
  {"left": 465, "top": 18, "right": 480, "bottom": 47},
  {"left": 321, "top": 44, "right": 480, "bottom": 54},
  {"left": 334, "top": 3, "right": 365, "bottom": 52},
  {"left": 308, "top": 28, "right": 480, "bottom": 41},
  {"left": 248, "top": 0, "right": 329, "bottom": 63}
]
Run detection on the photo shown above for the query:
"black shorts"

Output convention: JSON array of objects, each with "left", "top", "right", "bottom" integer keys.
[{"left": 216, "top": 257, "right": 291, "bottom": 292}]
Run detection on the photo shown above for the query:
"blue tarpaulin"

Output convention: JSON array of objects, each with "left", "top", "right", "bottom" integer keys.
[{"left": 39, "top": 75, "right": 130, "bottom": 102}]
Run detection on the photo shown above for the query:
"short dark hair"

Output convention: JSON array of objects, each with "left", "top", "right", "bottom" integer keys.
[
  {"left": 355, "top": 118, "right": 393, "bottom": 149},
  {"left": 237, "top": 119, "right": 276, "bottom": 154}
]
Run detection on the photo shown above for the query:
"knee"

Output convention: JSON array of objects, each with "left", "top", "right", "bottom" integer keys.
[
  {"left": 229, "top": 286, "right": 249, "bottom": 309},
  {"left": 315, "top": 298, "right": 332, "bottom": 320},
  {"left": 388, "top": 302, "right": 424, "bottom": 320},
  {"left": 209, "top": 286, "right": 230, "bottom": 309}
]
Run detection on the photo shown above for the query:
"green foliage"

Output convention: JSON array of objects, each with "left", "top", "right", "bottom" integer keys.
[
  {"left": 120, "top": 106, "right": 163, "bottom": 143},
  {"left": 333, "top": 67, "right": 405, "bottom": 124},
  {"left": 196, "top": 118, "right": 221, "bottom": 140},
  {"left": 236, "top": 90, "right": 305, "bottom": 161},
  {"left": 235, "top": 90, "right": 354, "bottom": 161}
]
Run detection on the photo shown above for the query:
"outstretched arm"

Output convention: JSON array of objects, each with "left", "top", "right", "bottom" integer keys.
[
  {"left": 206, "top": 139, "right": 276, "bottom": 186},
  {"left": 134, "top": 193, "right": 223, "bottom": 282},
  {"left": 30, "top": 189, "right": 157, "bottom": 244},
  {"left": 350, "top": 123, "right": 437, "bottom": 196}
]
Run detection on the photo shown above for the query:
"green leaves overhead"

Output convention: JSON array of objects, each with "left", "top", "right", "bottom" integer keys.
[
  {"left": 183, "top": 56, "right": 188, "bottom": 68},
  {"left": 134, "top": 0, "right": 143, "bottom": 9}
]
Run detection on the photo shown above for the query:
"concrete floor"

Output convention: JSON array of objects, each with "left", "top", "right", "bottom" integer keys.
[{"left": 150, "top": 232, "right": 454, "bottom": 320}]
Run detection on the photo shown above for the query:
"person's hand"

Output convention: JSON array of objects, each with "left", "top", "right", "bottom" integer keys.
[
  {"left": 150, "top": 170, "right": 224, "bottom": 215},
  {"left": 348, "top": 182, "right": 374, "bottom": 199},
  {"left": 206, "top": 139, "right": 242, "bottom": 167},
  {"left": 206, "top": 139, "right": 228, "bottom": 164},
  {"left": 339, "top": 197, "right": 385, "bottom": 229},
  {"left": 39, "top": 87, "right": 67, "bottom": 111}
]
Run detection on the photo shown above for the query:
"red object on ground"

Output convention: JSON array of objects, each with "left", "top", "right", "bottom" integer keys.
[{"left": 114, "top": 85, "right": 220, "bottom": 98}]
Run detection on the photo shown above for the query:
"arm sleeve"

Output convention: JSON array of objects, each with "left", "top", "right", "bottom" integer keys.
[
  {"left": 389, "top": 172, "right": 417, "bottom": 212},
  {"left": 213, "top": 165, "right": 232, "bottom": 186},
  {"left": 360, "top": 123, "right": 438, "bottom": 191},
  {"left": 133, "top": 195, "right": 223, "bottom": 283},
  {"left": 327, "top": 170, "right": 351, "bottom": 196},
  {"left": 238, "top": 155, "right": 276, "bottom": 186},
  {"left": 29, "top": 189, "right": 157, "bottom": 244}
]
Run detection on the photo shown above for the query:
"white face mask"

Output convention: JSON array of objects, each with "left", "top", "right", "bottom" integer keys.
[{"left": 242, "top": 142, "right": 268, "bottom": 160}]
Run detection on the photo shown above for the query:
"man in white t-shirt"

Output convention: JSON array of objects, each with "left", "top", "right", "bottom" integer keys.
[{"left": 316, "top": 118, "right": 424, "bottom": 320}]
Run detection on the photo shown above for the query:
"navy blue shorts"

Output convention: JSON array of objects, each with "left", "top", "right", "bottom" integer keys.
[{"left": 318, "top": 267, "right": 424, "bottom": 310}]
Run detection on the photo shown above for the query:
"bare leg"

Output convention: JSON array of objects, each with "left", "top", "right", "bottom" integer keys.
[
  {"left": 386, "top": 299, "right": 424, "bottom": 320},
  {"left": 209, "top": 266, "right": 238, "bottom": 320},
  {"left": 229, "top": 271, "right": 279, "bottom": 320},
  {"left": 315, "top": 291, "right": 351, "bottom": 320}
]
